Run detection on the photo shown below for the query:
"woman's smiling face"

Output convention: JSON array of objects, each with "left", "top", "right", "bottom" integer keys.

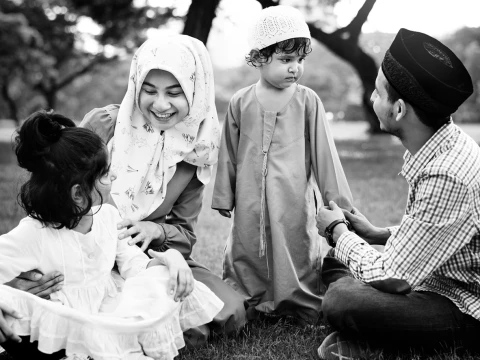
[{"left": 138, "top": 69, "right": 189, "bottom": 131}]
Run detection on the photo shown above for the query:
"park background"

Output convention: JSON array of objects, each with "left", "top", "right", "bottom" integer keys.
[{"left": 1, "top": 0, "right": 480, "bottom": 359}]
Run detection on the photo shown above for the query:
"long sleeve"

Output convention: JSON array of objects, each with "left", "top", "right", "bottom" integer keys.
[
  {"left": 211, "top": 100, "right": 240, "bottom": 211},
  {"left": 148, "top": 174, "right": 205, "bottom": 261},
  {"left": 335, "top": 173, "right": 472, "bottom": 287},
  {"left": 308, "top": 95, "right": 353, "bottom": 211},
  {"left": 80, "top": 105, "right": 120, "bottom": 144},
  {"left": 0, "top": 218, "right": 43, "bottom": 284}
]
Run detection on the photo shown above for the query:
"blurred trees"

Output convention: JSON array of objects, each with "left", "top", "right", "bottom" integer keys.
[
  {"left": 444, "top": 27, "right": 480, "bottom": 122},
  {"left": 0, "top": 0, "right": 176, "bottom": 122},
  {"left": 1, "top": 0, "right": 478, "bottom": 127}
]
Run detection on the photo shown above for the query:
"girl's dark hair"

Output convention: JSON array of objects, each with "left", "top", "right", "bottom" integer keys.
[
  {"left": 246, "top": 37, "right": 312, "bottom": 68},
  {"left": 14, "top": 110, "right": 109, "bottom": 229}
]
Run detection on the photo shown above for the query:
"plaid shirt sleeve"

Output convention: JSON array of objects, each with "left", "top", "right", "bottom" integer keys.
[{"left": 336, "top": 172, "right": 471, "bottom": 286}]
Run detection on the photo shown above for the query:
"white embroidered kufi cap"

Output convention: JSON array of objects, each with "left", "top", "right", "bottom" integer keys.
[{"left": 248, "top": 5, "right": 311, "bottom": 50}]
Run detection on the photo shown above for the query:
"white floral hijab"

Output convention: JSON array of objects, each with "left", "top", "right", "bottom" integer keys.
[{"left": 109, "top": 35, "right": 221, "bottom": 221}]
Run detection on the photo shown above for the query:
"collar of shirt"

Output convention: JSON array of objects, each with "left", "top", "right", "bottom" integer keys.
[{"left": 400, "top": 119, "right": 458, "bottom": 184}]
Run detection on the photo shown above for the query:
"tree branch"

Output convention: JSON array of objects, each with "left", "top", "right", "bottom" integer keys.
[
  {"left": 333, "top": 0, "right": 376, "bottom": 42},
  {"left": 56, "top": 55, "right": 117, "bottom": 90}
]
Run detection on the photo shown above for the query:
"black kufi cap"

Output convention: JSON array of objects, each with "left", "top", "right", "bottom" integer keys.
[{"left": 382, "top": 28, "right": 473, "bottom": 117}]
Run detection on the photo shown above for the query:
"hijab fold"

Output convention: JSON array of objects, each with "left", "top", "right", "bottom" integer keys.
[{"left": 110, "top": 35, "right": 220, "bottom": 221}]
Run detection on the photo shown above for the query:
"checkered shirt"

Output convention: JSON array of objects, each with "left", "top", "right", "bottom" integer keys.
[{"left": 335, "top": 121, "right": 480, "bottom": 320}]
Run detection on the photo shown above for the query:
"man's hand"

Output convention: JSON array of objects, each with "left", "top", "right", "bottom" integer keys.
[
  {"left": 5, "top": 271, "right": 64, "bottom": 299},
  {"left": 118, "top": 219, "right": 165, "bottom": 252},
  {"left": 342, "top": 207, "right": 389, "bottom": 245},
  {"left": 316, "top": 201, "right": 346, "bottom": 238},
  {"left": 217, "top": 210, "right": 231, "bottom": 218},
  {"left": 147, "top": 249, "right": 194, "bottom": 302},
  {"left": 0, "top": 301, "right": 22, "bottom": 344}
]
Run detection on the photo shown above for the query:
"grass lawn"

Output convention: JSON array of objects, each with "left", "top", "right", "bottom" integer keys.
[{"left": 1, "top": 129, "right": 479, "bottom": 359}]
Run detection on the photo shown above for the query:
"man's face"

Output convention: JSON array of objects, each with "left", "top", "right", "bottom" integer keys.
[{"left": 370, "top": 68, "right": 397, "bottom": 134}]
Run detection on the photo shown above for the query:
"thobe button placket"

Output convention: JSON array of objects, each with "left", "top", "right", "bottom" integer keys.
[{"left": 88, "top": 252, "right": 95, "bottom": 259}]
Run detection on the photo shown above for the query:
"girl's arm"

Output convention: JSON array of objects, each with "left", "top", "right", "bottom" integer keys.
[{"left": 308, "top": 95, "right": 353, "bottom": 211}]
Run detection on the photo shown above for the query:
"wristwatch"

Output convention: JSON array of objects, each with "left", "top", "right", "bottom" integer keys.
[{"left": 325, "top": 219, "right": 352, "bottom": 248}]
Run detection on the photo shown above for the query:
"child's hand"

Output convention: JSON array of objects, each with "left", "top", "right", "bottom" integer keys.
[
  {"left": 147, "top": 249, "right": 194, "bottom": 302},
  {"left": 117, "top": 219, "right": 165, "bottom": 252},
  {"left": 217, "top": 210, "right": 231, "bottom": 218},
  {"left": 0, "top": 301, "right": 22, "bottom": 344}
]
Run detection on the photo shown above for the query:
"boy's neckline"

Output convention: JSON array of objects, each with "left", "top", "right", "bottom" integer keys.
[{"left": 253, "top": 83, "right": 299, "bottom": 113}]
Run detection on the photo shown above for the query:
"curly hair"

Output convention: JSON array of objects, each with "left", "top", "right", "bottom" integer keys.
[
  {"left": 246, "top": 37, "right": 312, "bottom": 68},
  {"left": 14, "top": 110, "right": 109, "bottom": 229}
]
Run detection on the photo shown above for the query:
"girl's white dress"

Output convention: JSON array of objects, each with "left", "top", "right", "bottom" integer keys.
[{"left": 0, "top": 204, "right": 223, "bottom": 360}]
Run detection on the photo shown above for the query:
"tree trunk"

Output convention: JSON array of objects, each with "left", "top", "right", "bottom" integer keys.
[
  {"left": 1, "top": 81, "right": 19, "bottom": 124},
  {"left": 309, "top": 25, "right": 381, "bottom": 133},
  {"left": 183, "top": 0, "right": 221, "bottom": 44}
]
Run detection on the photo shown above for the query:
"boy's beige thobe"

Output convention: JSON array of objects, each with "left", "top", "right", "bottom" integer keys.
[{"left": 212, "top": 84, "right": 353, "bottom": 322}]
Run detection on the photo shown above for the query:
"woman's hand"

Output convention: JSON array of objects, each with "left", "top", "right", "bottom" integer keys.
[
  {"left": 147, "top": 249, "right": 194, "bottom": 302},
  {"left": 0, "top": 301, "right": 22, "bottom": 344},
  {"left": 117, "top": 220, "right": 165, "bottom": 252},
  {"left": 5, "top": 270, "right": 64, "bottom": 300}
]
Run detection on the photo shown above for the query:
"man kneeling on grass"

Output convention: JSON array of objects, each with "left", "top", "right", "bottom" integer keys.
[{"left": 316, "top": 28, "right": 480, "bottom": 359}]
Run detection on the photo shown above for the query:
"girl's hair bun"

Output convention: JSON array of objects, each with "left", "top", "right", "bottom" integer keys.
[
  {"left": 40, "top": 116, "right": 63, "bottom": 143},
  {"left": 15, "top": 110, "right": 75, "bottom": 172}
]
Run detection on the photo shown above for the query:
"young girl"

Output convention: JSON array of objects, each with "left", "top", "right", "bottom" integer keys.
[
  {"left": 212, "top": 5, "right": 353, "bottom": 324},
  {"left": 0, "top": 111, "right": 223, "bottom": 360}
]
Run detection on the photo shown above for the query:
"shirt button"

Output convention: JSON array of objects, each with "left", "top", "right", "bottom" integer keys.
[{"left": 88, "top": 252, "right": 95, "bottom": 259}]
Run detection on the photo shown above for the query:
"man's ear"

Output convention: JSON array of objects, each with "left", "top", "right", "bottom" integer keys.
[
  {"left": 395, "top": 99, "right": 407, "bottom": 121},
  {"left": 71, "top": 184, "right": 84, "bottom": 205}
]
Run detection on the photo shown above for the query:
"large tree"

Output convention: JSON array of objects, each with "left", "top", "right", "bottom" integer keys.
[{"left": 256, "top": 0, "right": 380, "bottom": 132}]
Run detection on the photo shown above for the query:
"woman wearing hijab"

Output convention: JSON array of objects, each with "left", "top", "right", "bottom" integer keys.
[{"left": 79, "top": 35, "right": 246, "bottom": 346}]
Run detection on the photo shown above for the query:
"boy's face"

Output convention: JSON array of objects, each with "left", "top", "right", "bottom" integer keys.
[{"left": 259, "top": 51, "right": 306, "bottom": 89}]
